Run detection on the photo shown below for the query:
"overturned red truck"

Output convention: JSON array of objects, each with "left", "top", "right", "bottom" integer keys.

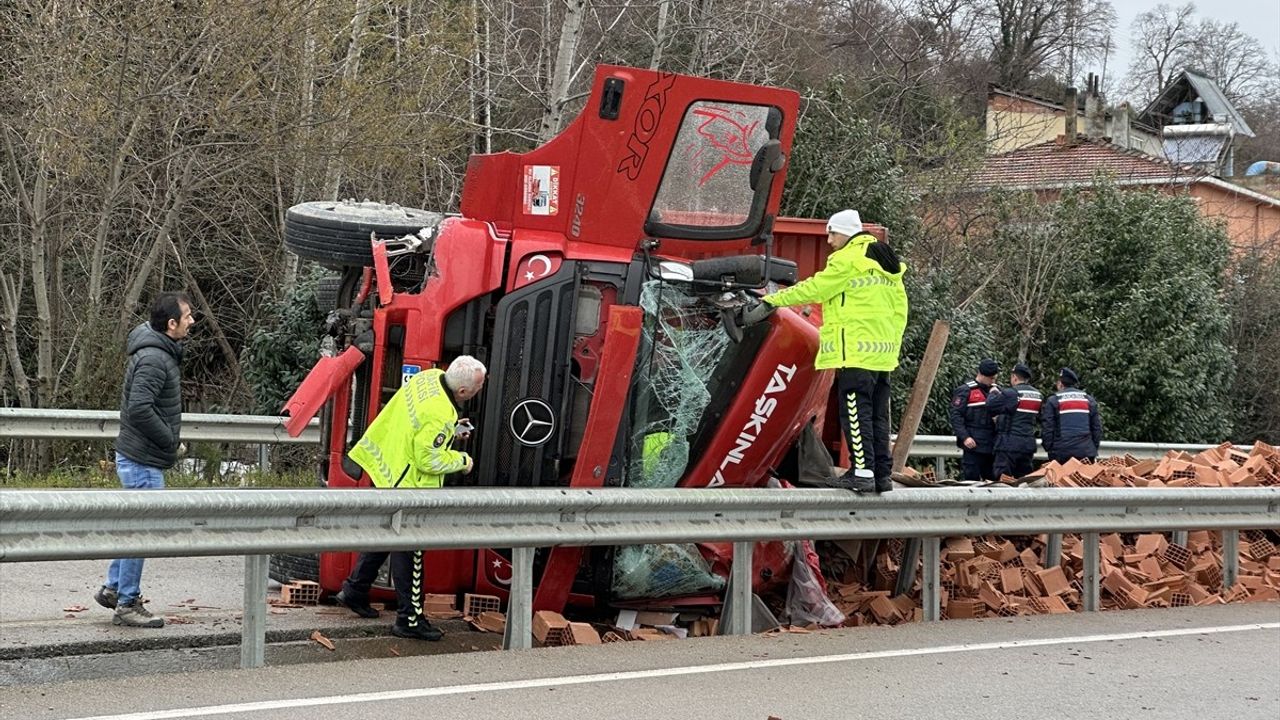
[{"left": 277, "top": 65, "right": 881, "bottom": 612}]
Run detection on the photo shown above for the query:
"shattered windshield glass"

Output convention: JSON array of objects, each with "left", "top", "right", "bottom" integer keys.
[
  {"left": 612, "top": 278, "right": 733, "bottom": 600},
  {"left": 627, "top": 279, "right": 732, "bottom": 488}
]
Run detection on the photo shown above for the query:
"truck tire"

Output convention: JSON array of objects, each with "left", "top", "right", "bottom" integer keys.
[
  {"left": 285, "top": 201, "right": 443, "bottom": 269},
  {"left": 314, "top": 273, "right": 343, "bottom": 312},
  {"left": 269, "top": 552, "right": 320, "bottom": 584}
]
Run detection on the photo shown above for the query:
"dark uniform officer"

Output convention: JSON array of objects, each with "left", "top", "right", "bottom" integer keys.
[
  {"left": 985, "top": 363, "right": 1042, "bottom": 479},
  {"left": 1040, "top": 367, "right": 1103, "bottom": 464},
  {"left": 949, "top": 358, "right": 999, "bottom": 481}
]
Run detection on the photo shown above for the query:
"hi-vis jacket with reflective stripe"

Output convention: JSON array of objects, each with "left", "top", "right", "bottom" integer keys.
[
  {"left": 763, "top": 233, "right": 908, "bottom": 371},
  {"left": 349, "top": 369, "right": 469, "bottom": 489}
]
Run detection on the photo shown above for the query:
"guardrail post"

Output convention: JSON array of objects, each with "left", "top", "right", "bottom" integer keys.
[
  {"left": 257, "top": 444, "right": 270, "bottom": 474},
  {"left": 1043, "top": 533, "right": 1062, "bottom": 567},
  {"left": 503, "top": 546, "right": 535, "bottom": 650},
  {"left": 922, "top": 536, "right": 941, "bottom": 622},
  {"left": 1222, "top": 529, "right": 1239, "bottom": 592},
  {"left": 1082, "top": 532, "right": 1100, "bottom": 612},
  {"left": 894, "top": 539, "right": 921, "bottom": 596},
  {"left": 1172, "top": 530, "right": 1188, "bottom": 547},
  {"left": 727, "top": 540, "right": 754, "bottom": 635},
  {"left": 241, "top": 554, "right": 269, "bottom": 668},
  {"left": 934, "top": 456, "right": 945, "bottom": 481}
]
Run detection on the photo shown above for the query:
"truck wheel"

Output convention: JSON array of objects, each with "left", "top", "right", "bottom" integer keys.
[
  {"left": 314, "top": 273, "right": 343, "bottom": 312},
  {"left": 285, "top": 200, "right": 442, "bottom": 269},
  {"left": 269, "top": 552, "right": 320, "bottom": 584}
]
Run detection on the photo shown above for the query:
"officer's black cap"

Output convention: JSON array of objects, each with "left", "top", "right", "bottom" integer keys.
[
  {"left": 978, "top": 358, "right": 1000, "bottom": 376},
  {"left": 1012, "top": 363, "right": 1033, "bottom": 381},
  {"left": 1059, "top": 367, "right": 1079, "bottom": 385}
]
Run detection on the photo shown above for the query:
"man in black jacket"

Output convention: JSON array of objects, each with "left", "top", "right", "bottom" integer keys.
[
  {"left": 948, "top": 358, "right": 1000, "bottom": 481},
  {"left": 95, "top": 292, "right": 194, "bottom": 628},
  {"left": 1041, "top": 367, "right": 1103, "bottom": 464},
  {"left": 985, "top": 363, "right": 1042, "bottom": 479}
]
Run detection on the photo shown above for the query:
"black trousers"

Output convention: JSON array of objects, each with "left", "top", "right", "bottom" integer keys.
[
  {"left": 836, "top": 368, "right": 892, "bottom": 483},
  {"left": 992, "top": 451, "right": 1034, "bottom": 479},
  {"left": 960, "top": 450, "right": 995, "bottom": 481},
  {"left": 343, "top": 550, "right": 426, "bottom": 625}
]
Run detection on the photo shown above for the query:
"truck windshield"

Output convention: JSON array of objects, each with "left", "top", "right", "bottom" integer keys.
[
  {"left": 648, "top": 102, "right": 777, "bottom": 239},
  {"left": 613, "top": 278, "right": 732, "bottom": 599}
]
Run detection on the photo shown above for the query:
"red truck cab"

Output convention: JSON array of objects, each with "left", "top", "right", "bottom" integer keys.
[{"left": 279, "top": 65, "right": 876, "bottom": 610}]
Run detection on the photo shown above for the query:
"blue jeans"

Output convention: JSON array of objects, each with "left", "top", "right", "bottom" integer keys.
[{"left": 105, "top": 452, "right": 165, "bottom": 605}]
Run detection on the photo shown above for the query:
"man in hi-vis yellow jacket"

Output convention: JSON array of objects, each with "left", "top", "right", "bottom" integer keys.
[
  {"left": 334, "top": 355, "right": 487, "bottom": 640},
  {"left": 750, "top": 210, "right": 908, "bottom": 494}
]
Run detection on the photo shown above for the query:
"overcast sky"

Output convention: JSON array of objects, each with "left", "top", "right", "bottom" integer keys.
[{"left": 1100, "top": 0, "right": 1280, "bottom": 88}]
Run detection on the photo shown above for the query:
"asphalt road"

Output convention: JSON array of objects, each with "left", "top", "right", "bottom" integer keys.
[
  {"left": 2, "top": 603, "right": 1276, "bottom": 720},
  {"left": 0, "top": 557, "right": 483, "bottom": 687}
]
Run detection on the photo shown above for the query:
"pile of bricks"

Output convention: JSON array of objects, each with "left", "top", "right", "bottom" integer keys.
[
  {"left": 817, "top": 527, "right": 1279, "bottom": 626},
  {"left": 804, "top": 441, "right": 1280, "bottom": 624},
  {"left": 1035, "top": 440, "right": 1279, "bottom": 488},
  {"left": 533, "top": 610, "right": 605, "bottom": 646}
]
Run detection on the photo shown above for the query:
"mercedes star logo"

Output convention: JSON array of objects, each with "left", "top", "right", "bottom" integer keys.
[{"left": 509, "top": 398, "right": 555, "bottom": 447}]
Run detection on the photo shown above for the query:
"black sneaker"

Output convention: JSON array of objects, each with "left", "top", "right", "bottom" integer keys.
[
  {"left": 94, "top": 586, "right": 118, "bottom": 610},
  {"left": 392, "top": 619, "right": 443, "bottom": 641},
  {"left": 113, "top": 601, "right": 164, "bottom": 628},
  {"left": 335, "top": 590, "right": 380, "bottom": 619},
  {"left": 875, "top": 478, "right": 894, "bottom": 493},
  {"left": 850, "top": 475, "right": 877, "bottom": 494}
]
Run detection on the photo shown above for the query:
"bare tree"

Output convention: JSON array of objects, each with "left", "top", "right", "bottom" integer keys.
[
  {"left": 1123, "top": 2, "right": 1196, "bottom": 105},
  {"left": 987, "top": 0, "right": 1067, "bottom": 88},
  {"left": 539, "top": 0, "right": 589, "bottom": 140},
  {"left": 1188, "top": 18, "right": 1274, "bottom": 103},
  {"left": 0, "top": 269, "right": 32, "bottom": 408},
  {"left": 1059, "top": 0, "right": 1115, "bottom": 87},
  {"left": 1125, "top": 4, "right": 1273, "bottom": 108}
]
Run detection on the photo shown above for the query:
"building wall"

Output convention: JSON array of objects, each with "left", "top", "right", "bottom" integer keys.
[
  {"left": 987, "top": 94, "right": 1164, "bottom": 156},
  {"left": 1020, "top": 183, "right": 1280, "bottom": 253},
  {"left": 1189, "top": 184, "right": 1280, "bottom": 253},
  {"left": 986, "top": 95, "right": 1076, "bottom": 154}
]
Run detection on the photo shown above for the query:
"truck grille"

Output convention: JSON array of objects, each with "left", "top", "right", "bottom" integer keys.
[{"left": 477, "top": 263, "right": 577, "bottom": 486}]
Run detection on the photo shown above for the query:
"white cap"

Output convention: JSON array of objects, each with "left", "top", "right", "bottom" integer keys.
[{"left": 826, "top": 209, "right": 862, "bottom": 237}]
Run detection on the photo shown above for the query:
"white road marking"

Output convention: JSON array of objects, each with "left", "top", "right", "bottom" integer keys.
[{"left": 65, "top": 622, "right": 1280, "bottom": 720}]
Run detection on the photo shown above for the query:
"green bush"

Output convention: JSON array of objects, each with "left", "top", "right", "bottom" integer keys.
[{"left": 240, "top": 267, "right": 328, "bottom": 415}]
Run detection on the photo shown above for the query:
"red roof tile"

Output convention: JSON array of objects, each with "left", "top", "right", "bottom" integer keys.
[{"left": 971, "top": 136, "right": 1205, "bottom": 189}]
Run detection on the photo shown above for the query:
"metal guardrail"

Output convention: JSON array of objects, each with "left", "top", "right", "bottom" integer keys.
[
  {"left": 902, "top": 435, "right": 1246, "bottom": 461},
  {"left": 2, "top": 486, "right": 1276, "bottom": 668},
  {"left": 0, "top": 408, "right": 1232, "bottom": 464},
  {"left": 0, "top": 408, "right": 320, "bottom": 472},
  {"left": 0, "top": 408, "right": 319, "bottom": 444}
]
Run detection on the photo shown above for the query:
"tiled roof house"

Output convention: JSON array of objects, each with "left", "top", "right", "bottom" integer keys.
[{"left": 977, "top": 73, "right": 1280, "bottom": 252}]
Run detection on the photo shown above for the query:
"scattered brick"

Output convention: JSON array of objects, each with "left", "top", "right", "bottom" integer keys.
[
  {"left": 1161, "top": 543, "right": 1192, "bottom": 570},
  {"left": 1000, "top": 566, "right": 1024, "bottom": 594},
  {"left": 566, "top": 622, "right": 602, "bottom": 645},
  {"left": 1036, "top": 566, "right": 1072, "bottom": 596},
  {"left": 533, "top": 610, "right": 571, "bottom": 645},
  {"left": 279, "top": 581, "right": 320, "bottom": 605},
  {"left": 470, "top": 611, "right": 506, "bottom": 634},
  {"left": 463, "top": 593, "right": 502, "bottom": 618}
]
